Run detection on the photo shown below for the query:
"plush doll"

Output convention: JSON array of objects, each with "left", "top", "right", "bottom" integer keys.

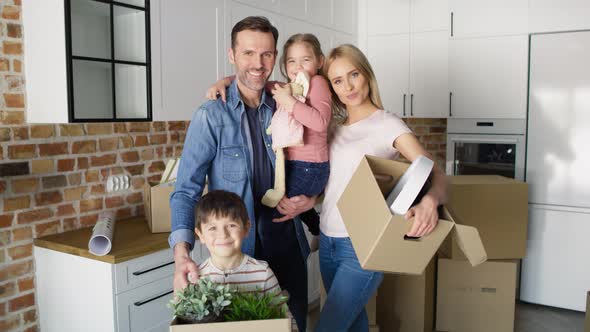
[{"left": 261, "top": 71, "right": 310, "bottom": 207}]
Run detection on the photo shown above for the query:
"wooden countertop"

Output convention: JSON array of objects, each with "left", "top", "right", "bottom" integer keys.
[{"left": 34, "top": 217, "right": 170, "bottom": 264}]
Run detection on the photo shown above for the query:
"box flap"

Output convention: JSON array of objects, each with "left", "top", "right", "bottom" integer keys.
[
  {"left": 441, "top": 207, "right": 487, "bottom": 266},
  {"left": 338, "top": 157, "right": 393, "bottom": 267},
  {"left": 453, "top": 225, "right": 487, "bottom": 267}
]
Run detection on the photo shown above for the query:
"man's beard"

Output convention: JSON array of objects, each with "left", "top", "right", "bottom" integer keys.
[{"left": 236, "top": 68, "right": 269, "bottom": 91}]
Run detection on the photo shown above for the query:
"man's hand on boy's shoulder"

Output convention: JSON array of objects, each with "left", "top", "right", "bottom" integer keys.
[{"left": 173, "top": 242, "right": 200, "bottom": 292}]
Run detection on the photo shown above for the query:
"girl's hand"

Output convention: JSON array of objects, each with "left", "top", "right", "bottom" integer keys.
[
  {"left": 272, "top": 83, "right": 296, "bottom": 111},
  {"left": 206, "top": 79, "right": 228, "bottom": 102},
  {"left": 405, "top": 194, "right": 439, "bottom": 237}
]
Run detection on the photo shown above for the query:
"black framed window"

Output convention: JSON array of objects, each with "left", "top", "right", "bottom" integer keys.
[{"left": 65, "top": 0, "right": 152, "bottom": 122}]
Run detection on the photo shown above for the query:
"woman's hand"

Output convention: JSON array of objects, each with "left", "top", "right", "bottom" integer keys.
[
  {"left": 273, "top": 195, "right": 317, "bottom": 222},
  {"left": 405, "top": 194, "right": 439, "bottom": 237},
  {"left": 271, "top": 83, "right": 296, "bottom": 111}
]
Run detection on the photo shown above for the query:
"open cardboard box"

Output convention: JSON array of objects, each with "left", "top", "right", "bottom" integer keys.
[
  {"left": 144, "top": 181, "right": 175, "bottom": 233},
  {"left": 337, "top": 155, "right": 487, "bottom": 275},
  {"left": 169, "top": 317, "right": 291, "bottom": 332}
]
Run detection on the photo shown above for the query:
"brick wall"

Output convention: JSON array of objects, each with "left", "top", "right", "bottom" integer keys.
[
  {"left": 0, "top": 1, "right": 446, "bottom": 331},
  {"left": 404, "top": 118, "right": 447, "bottom": 169},
  {"left": 0, "top": 2, "right": 188, "bottom": 331}
]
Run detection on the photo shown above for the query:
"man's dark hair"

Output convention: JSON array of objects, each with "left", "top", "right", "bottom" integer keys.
[
  {"left": 195, "top": 190, "right": 249, "bottom": 230},
  {"left": 231, "top": 16, "right": 278, "bottom": 50}
]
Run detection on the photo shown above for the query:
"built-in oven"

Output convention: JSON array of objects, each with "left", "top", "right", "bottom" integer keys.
[{"left": 446, "top": 119, "right": 526, "bottom": 181}]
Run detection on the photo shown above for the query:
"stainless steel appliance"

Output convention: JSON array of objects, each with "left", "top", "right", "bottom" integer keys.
[{"left": 446, "top": 119, "right": 526, "bottom": 180}]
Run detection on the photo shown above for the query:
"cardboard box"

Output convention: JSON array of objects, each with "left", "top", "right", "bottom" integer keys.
[
  {"left": 337, "top": 155, "right": 487, "bottom": 275},
  {"left": 585, "top": 291, "right": 589, "bottom": 332},
  {"left": 443, "top": 175, "right": 528, "bottom": 260},
  {"left": 436, "top": 259, "right": 517, "bottom": 332},
  {"left": 144, "top": 180, "right": 208, "bottom": 233},
  {"left": 169, "top": 318, "right": 291, "bottom": 331},
  {"left": 376, "top": 257, "right": 436, "bottom": 332},
  {"left": 144, "top": 181, "right": 175, "bottom": 233}
]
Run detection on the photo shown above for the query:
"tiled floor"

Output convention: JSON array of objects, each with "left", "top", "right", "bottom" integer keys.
[{"left": 304, "top": 301, "right": 587, "bottom": 332}]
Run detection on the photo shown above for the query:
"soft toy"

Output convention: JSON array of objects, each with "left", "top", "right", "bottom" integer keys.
[{"left": 261, "top": 71, "right": 310, "bottom": 207}]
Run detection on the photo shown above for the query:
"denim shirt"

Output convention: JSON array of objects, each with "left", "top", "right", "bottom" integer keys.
[{"left": 168, "top": 80, "right": 310, "bottom": 260}]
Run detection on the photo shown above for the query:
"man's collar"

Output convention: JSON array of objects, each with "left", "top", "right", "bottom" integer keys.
[{"left": 227, "top": 79, "right": 275, "bottom": 111}]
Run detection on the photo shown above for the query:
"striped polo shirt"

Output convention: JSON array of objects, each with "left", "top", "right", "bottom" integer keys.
[{"left": 198, "top": 254, "right": 281, "bottom": 295}]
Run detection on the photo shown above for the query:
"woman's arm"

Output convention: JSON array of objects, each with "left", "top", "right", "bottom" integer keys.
[{"left": 393, "top": 133, "right": 449, "bottom": 237}]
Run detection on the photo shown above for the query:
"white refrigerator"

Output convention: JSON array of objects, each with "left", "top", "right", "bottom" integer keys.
[{"left": 520, "top": 30, "right": 590, "bottom": 312}]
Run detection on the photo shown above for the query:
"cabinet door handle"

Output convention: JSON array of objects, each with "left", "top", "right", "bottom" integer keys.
[
  {"left": 449, "top": 92, "right": 453, "bottom": 117},
  {"left": 451, "top": 12, "right": 454, "bottom": 37},
  {"left": 403, "top": 93, "right": 406, "bottom": 116},
  {"left": 410, "top": 94, "right": 414, "bottom": 116},
  {"left": 134, "top": 290, "right": 174, "bottom": 307},
  {"left": 132, "top": 261, "right": 174, "bottom": 276}
]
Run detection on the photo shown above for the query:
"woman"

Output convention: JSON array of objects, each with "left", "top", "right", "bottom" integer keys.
[{"left": 277, "top": 44, "right": 448, "bottom": 332}]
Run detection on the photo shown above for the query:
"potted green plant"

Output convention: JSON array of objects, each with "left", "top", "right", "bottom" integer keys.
[
  {"left": 168, "top": 277, "right": 233, "bottom": 324},
  {"left": 223, "top": 291, "right": 289, "bottom": 322}
]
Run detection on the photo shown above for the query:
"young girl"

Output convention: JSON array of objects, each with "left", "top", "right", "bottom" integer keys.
[{"left": 207, "top": 33, "right": 331, "bottom": 242}]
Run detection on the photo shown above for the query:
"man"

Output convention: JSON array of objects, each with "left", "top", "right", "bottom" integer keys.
[{"left": 169, "top": 16, "right": 312, "bottom": 331}]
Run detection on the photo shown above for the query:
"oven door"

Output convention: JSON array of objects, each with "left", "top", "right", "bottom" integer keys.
[{"left": 446, "top": 133, "right": 525, "bottom": 180}]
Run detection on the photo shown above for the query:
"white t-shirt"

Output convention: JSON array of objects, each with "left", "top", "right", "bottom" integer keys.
[{"left": 319, "top": 110, "right": 412, "bottom": 237}]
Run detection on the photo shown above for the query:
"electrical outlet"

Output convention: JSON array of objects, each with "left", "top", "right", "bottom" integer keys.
[{"left": 106, "top": 175, "right": 130, "bottom": 193}]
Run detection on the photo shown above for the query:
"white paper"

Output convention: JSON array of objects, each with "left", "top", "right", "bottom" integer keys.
[{"left": 88, "top": 211, "right": 116, "bottom": 256}]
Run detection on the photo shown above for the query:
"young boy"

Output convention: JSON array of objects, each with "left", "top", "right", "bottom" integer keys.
[{"left": 194, "top": 190, "right": 281, "bottom": 295}]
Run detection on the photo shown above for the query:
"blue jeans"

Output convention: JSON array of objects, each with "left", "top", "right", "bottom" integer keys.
[
  {"left": 316, "top": 233, "right": 384, "bottom": 332},
  {"left": 286, "top": 160, "right": 330, "bottom": 198}
]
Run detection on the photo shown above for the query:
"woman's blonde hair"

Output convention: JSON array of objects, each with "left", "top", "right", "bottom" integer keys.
[
  {"left": 279, "top": 33, "right": 324, "bottom": 81},
  {"left": 322, "top": 44, "right": 383, "bottom": 125}
]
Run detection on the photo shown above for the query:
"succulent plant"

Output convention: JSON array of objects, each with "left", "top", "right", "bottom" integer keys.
[{"left": 168, "top": 277, "right": 233, "bottom": 323}]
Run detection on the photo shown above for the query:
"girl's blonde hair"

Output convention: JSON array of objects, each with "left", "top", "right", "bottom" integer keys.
[
  {"left": 280, "top": 33, "right": 324, "bottom": 81},
  {"left": 323, "top": 44, "right": 383, "bottom": 125}
]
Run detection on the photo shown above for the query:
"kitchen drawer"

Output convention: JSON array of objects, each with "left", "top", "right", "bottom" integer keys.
[
  {"left": 116, "top": 276, "right": 174, "bottom": 332},
  {"left": 115, "top": 249, "right": 174, "bottom": 294}
]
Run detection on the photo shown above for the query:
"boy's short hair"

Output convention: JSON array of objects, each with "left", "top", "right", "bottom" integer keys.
[
  {"left": 231, "top": 16, "right": 278, "bottom": 50},
  {"left": 195, "top": 190, "right": 249, "bottom": 230}
]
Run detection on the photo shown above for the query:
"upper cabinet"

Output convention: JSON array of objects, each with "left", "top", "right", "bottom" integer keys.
[
  {"left": 23, "top": 0, "right": 151, "bottom": 123},
  {"left": 529, "top": 0, "right": 590, "bottom": 33},
  {"left": 449, "top": 0, "right": 528, "bottom": 38},
  {"left": 150, "top": 0, "right": 224, "bottom": 121},
  {"left": 364, "top": 0, "right": 448, "bottom": 118},
  {"left": 449, "top": 35, "right": 528, "bottom": 119}
]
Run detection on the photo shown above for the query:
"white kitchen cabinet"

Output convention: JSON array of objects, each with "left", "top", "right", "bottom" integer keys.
[
  {"left": 234, "top": 0, "right": 280, "bottom": 13},
  {"left": 35, "top": 243, "right": 208, "bottom": 332},
  {"left": 449, "top": 35, "right": 528, "bottom": 119},
  {"left": 333, "top": 0, "right": 358, "bottom": 35},
  {"left": 367, "top": 0, "right": 447, "bottom": 36},
  {"left": 449, "top": 0, "right": 528, "bottom": 38},
  {"left": 279, "top": 0, "right": 306, "bottom": 21},
  {"left": 367, "top": 0, "right": 410, "bottom": 35},
  {"left": 308, "top": 0, "right": 333, "bottom": 28},
  {"left": 529, "top": 0, "right": 590, "bottom": 33},
  {"left": 332, "top": 31, "right": 357, "bottom": 48},
  {"left": 411, "top": 0, "right": 449, "bottom": 33},
  {"left": 367, "top": 34, "right": 409, "bottom": 117},
  {"left": 150, "top": 0, "right": 224, "bottom": 121},
  {"left": 23, "top": 0, "right": 151, "bottom": 123},
  {"left": 409, "top": 31, "right": 449, "bottom": 118},
  {"left": 368, "top": 31, "right": 448, "bottom": 118}
]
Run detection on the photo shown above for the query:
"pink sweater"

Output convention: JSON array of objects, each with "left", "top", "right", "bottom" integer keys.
[{"left": 285, "top": 75, "right": 331, "bottom": 163}]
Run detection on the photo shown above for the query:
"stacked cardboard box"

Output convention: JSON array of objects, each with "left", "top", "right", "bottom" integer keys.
[
  {"left": 335, "top": 155, "right": 487, "bottom": 332},
  {"left": 436, "top": 175, "right": 528, "bottom": 332}
]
